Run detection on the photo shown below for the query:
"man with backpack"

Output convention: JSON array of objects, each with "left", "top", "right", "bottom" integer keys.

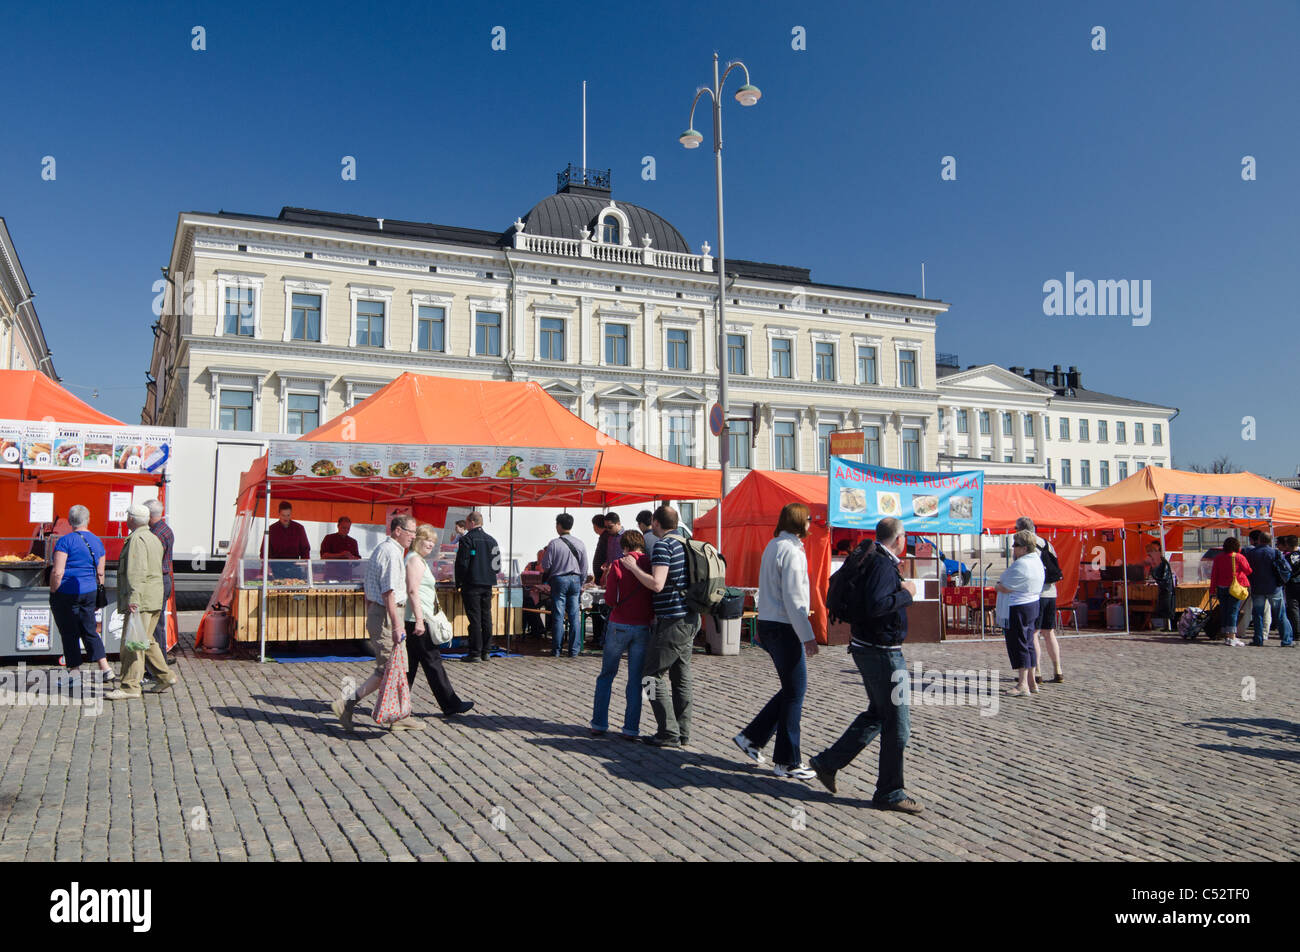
[
  {"left": 1016, "top": 516, "right": 1065, "bottom": 684},
  {"left": 1244, "top": 531, "right": 1293, "bottom": 647},
  {"left": 617, "top": 504, "right": 698, "bottom": 748},
  {"left": 809, "top": 517, "right": 921, "bottom": 813}
]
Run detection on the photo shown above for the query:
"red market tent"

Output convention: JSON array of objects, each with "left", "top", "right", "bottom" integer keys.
[{"left": 693, "top": 470, "right": 1121, "bottom": 643}]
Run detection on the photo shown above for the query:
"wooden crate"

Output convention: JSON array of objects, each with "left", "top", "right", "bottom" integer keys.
[{"left": 235, "top": 588, "right": 367, "bottom": 642}]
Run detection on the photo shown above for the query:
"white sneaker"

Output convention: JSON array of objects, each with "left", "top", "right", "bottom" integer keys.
[
  {"left": 732, "top": 733, "right": 766, "bottom": 764},
  {"left": 1226, "top": 638, "right": 1245, "bottom": 646},
  {"left": 774, "top": 763, "right": 817, "bottom": 781}
]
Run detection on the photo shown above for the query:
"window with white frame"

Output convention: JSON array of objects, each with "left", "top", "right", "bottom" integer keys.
[
  {"left": 600, "top": 215, "right": 620, "bottom": 245},
  {"left": 1060, "top": 459, "right": 1072, "bottom": 486},
  {"left": 1153, "top": 423, "right": 1163, "bottom": 445},
  {"left": 605, "top": 323, "right": 629, "bottom": 366},
  {"left": 1136, "top": 461, "right": 1146, "bottom": 470},
  {"left": 1100, "top": 460, "right": 1110, "bottom": 486},
  {"left": 1024, "top": 413, "right": 1035, "bottom": 438},
  {"left": 817, "top": 422, "right": 836, "bottom": 471},
  {"left": 956, "top": 409, "right": 969, "bottom": 434},
  {"left": 476, "top": 311, "right": 502, "bottom": 356},
  {"left": 1116, "top": 421, "right": 1126, "bottom": 442},
  {"left": 356, "top": 300, "right": 385, "bottom": 348},
  {"left": 1002, "top": 412, "right": 1013, "bottom": 436},
  {"left": 864, "top": 425, "right": 882, "bottom": 465},
  {"left": 219, "top": 388, "right": 254, "bottom": 431},
  {"left": 773, "top": 420, "right": 797, "bottom": 470},
  {"left": 1118, "top": 460, "right": 1129, "bottom": 479},
  {"left": 1080, "top": 459, "right": 1091, "bottom": 486},
  {"left": 601, "top": 401, "right": 634, "bottom": 445},
  {"left": 1079, "top": 419, "right": 1089, "bottom": 441},
  {"left": 857, "top": 345, "right": 878, "bottom": 384},
  {"left": 666, "top": 410, "right": 695, "bottom": 466},
  {"left": 1134, "top": 422, "right": 1145, "bottom": 444},
  {"left": 729, "top": 420, "right": 751, "bottom": 469},
  {"left": 539, "top": 317, "right": 565, "bottom": 361},
  {"left": 771, "top": 338, "right": 792, "bottom": 378},
  {"left": 814, "top": 342, "right": 836, "bottom": 382},
  {"left": 979, "top": 411, "right": 991, "bottom": 435},
  {"left": 286, "top": 393, "right": 320, "bottom": 435},
  {"left": 1004, "top": 455, "right": 1014, "bottom": 463},
  {"left": 224, "top": 286, "right": 255, "bottom": 337},
  {"left": 417, "top": 306, "right": 446, "bottom": 353},
  {"left": 290, "top": 293, "right": 321, "bottom": 342},
  {"left": 678, "top": 502, "right": 695, "bottom": 530},
  {"left": 1059, "top": 417, "right": 1070, "bottom": 440},
  {"left": 666, "top": 328, "right": 690, "bottom": 371},
  {"left": 727, "top": 334, "right": 747, "bottom": 375},
  {"left": 1098, "top": 420, "right": 1108, "bottom": 442},
  {"left": 898, "top": 349, "right": 918, "bottom": 388},
  {"left": 902, "top": 427, "right": 921, "bottom": 470}
]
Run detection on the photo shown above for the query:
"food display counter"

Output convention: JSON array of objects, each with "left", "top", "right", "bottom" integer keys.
[{"left": 2, "top": 543, "right": 124, "bottom": 659}]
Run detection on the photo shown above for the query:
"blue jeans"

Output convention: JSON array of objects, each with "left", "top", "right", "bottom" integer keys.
[
  {"left": 1218, "top": 587, "right": 1241, "bottom": 632},
  {"left": 550, "top": 575, "right": 583, "bottom": 656},
  {"left": 741, "top": 620, "right": 808, "bottom": 767},
  {"left": 590, "top": 622, "right": 649, "bottom": 735},
  {"left": 1251, "top": 591, "right": 1292, "bottom": 645},
  {"left": 812, "top": 644, "right": 910, "bottom": 804}
]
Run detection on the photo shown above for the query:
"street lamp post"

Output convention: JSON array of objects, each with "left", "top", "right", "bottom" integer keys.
[{"left": 681, "top": 52, "right": 760, "bottom": 557}]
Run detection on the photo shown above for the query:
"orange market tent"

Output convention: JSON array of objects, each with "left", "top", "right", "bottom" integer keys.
[
  {"left": 693, "top": 470, "right": 1121, "bottom": 643},
  {"left": 1078, "top": 466, "right": 1300, "bottom": 533}
]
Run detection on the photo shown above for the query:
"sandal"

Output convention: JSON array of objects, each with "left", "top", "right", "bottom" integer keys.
[{"left": 1004, "top": 688, "right": 1031, "bottom": 697}]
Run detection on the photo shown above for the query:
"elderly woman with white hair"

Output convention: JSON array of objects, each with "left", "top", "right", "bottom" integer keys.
[
  {"left": 995, "top": 529, "right": 1046, "bottom": 696},
  {"left": 48, "top": 504, "right": 114, "bottom": 686}
]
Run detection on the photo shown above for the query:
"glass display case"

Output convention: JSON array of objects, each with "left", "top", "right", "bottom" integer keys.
[
  {"left": 0, "top": 538, "right": 49, "bottom": 589},
  {"left": 239, "top": 559, "right": 313, "bottom": 590},
  {"left": 312, "top": 559, "right": 366, "bottom": 588}
]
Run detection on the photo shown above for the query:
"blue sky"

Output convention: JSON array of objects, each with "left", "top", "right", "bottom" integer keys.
[{"left": 3, "top": 0, "right": 1296, "bottom": 473}]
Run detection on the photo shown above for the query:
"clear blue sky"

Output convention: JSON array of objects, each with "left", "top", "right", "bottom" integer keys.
[{"left": 3, "top": 0, "right": 1296, "bottom": 473}]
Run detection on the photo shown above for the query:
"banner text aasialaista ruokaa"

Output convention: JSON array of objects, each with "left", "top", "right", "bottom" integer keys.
[{"left": 828, "top": 456, "right": 983, "bottom": 534}]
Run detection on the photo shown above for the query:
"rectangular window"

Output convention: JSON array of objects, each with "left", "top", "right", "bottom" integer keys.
[
  {"left": 1004, "top": 455, "right": 1014, "bottom": 463},
  {"left": 1098, "top": 420, "right": 1108, "bottom": 442},
  {"left": 666, "top": 328, "right": 689, "bottom": 371},
  {"left": 1134, "top": 423, "right": 1145, "bottom": 444},
  {"left": 1026, "top": 452, "right": 1036, "bottom": 464},
  {"left": 817, "top": 422, "right": 836, "bottom": 471},
  {"left": 1024, "top": 414, "right": 1035, "bottom": 438},
  {"left": 1100, "top": 460, "right": 1110, "bottom": 486},
  {"left": 476, "top": 311, "right": 502, "bottom": 356},
  {"left": 727, "top": 334, "right": 747, "bottom": 375},
  {"left": 286, "top": 393, "right": 319, "bottom": 435},
  {"left": 224, "top": 286, "right": 255, "bottom": 337},
  {"left": 863, "top": 425, "right": 881, "bottom": 466},
  {"left": 677, "top": 502, "right": 695, "bottom": 531},
  {"left": 857, "top": 346, "right": 878, "bottom": 385},
  {"left": 981, "top": 454, "right": 992, "bottom": 461},
  {"left": 1061, "top": 459, "right": 1072, "bottom": 486},
  {"left": 1118, "top": 460, "right": 1129, "bottom": 480},
  {"left": 1153, "top": 423, "right": 1163, "bottom": 445},
  {"left": 666, "top": 411, "right": 694, "bottom": 466},
  {"left": 539, "top": 317, "right": 565, "bottom": 361},
  {"left": 956, "top": 410, "right": 969, "bottom": 434},
  {"left": 218, "top": 389, "right": 254, "bottom": 431},
  {"left": 1136, "top": 461, "right": 1146, "bottom": 470},
  {"left": 774, "top": 420, "right": 797, "bottom": 470},
  {"left": 1080, "top": 459, "right": 1091, "bottom": 486},
  {"left": 814, "top": 342, "right": 835, "bottom": 382},
  {"left": 979, "top": 411, "right": 991, "bottom": 435},
  {"left": 417, "top": 305, "right": 446, "bottom": 353},
  {"left": 1002, "top": 412, "right": 1013, "bottom": 436},
  {"left": 1059, "top": 417, "right": 1070, "bottom": 440},
  {"left": 1079, "top": 419, "right": 1090, "bottom": 441},
  {"left": 902, "top": 427, "right": 921, "bottom": 471},
  {"left": 770, "top": 338, "right": 792, "bottom": 378},
  {"left": 898, "top": 349, "right": 918, "bottom": 388},
  {"left": 290, "top": 293, "right": 321, "bottom": 342},
  {"left": 356, "top": 299, "right": 385, "bottom": 348},
  {"left": 1116, "top": 421, "right": 1126, "bottom": 443},
  {"left": 729, "top": 419, "right": 751, "bottom": 469},
  {"left": 604, "top": 323, "right": 629, "bottom": 365},
  {"left": 601, "top": 403, "right": 632, "bottom": 444}
]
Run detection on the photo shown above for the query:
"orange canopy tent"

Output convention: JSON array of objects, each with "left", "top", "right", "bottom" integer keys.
[{"left": 693, "top": 470, "right": 1121, "bottom": 643}]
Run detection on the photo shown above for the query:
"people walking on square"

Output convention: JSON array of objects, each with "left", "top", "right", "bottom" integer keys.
[
  {"left": 618, "top": 505, "right": 696, "bottom": 749},
  {"left": 1236, "top": 531, "right": 1265, "bottom": 641},
  {"left": 590, "top": 528, "right": 652, "bottom": 739},
  {"left": 996, "top": 530, "right": 1046, "bottom": 697},
  {"left": 1016, "top": 517, "right": 1064, "bottom": 683},
  {"left": 588, "top": 514, "right": 609, "bottom": 649},
  {"left": 1145, "top": 541, "right": 1176, "bottom": 632},
  {"left": 454, "top": 511, "right": 501, "bottom": 662},
  {"left": 1279, "top": 536, "right": 1300, "bottom": 646},
  {"left": 330, "top": 514, "right": 420, "bottom": 731},
  {"left": 405, "top": 525, "right": 473, "bottom": 716},
  {"left": 732, "top": 503, "right": 818, "bottom": 780},
  {"left": 1244, "top": 531, "right": 1292, "bottom": 646},
  {"left": 48, "top": 504, "right": 114, "bottom": 687},
  {"left": 807, "top": 517, "right": 921, "bottom": 813},
  {"left": 541, "top": 513, "right": 588, "bottom": 657},
  {"left": 145, "top": 499, "right": 175, "bottom": 660},
  {"left": 106, "top": 505, "right": 178, "bottom": 700},
  {"left": 1211, "top": 537, "right": 1251, "bottom": 646}
]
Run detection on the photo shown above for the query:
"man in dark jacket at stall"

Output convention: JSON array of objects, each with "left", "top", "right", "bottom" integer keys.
[
  {"left": 1244, "top": 531, "right": 1293, "bottom": 647},
  {"left": 809, "top": 516, "right": 922, "bottom": 814},
  {"left": 454, "top": 512, "right": 501, "bottom": 661}
]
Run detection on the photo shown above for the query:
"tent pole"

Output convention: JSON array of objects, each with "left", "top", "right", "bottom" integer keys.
[
  {"left": 978, "top": 532, "right": 985, "bottom": 641},
  {"left": 507, "top": 482, "right": 515, "bottom": 656},
  {"left": 1122, "top": 526, "right": 1130, "bottom": 636},
  {"left": 260, "top": 478, "right": 270, "bottom": 665}
]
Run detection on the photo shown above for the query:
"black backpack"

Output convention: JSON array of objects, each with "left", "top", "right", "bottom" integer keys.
[
  {"left": 1038, "top": 542, "right": 1063, "bottom": 585},
  {"left": 827, "top": 542, "right": 879, "bottom": 626}
]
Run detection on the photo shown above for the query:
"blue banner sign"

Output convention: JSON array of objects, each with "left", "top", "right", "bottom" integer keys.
[
  {"left": 828, "top": 457, "right": 983, "bottom": 533},
  {"left": 1161, "top": 494, "right": 1273, "bottom": 521}
]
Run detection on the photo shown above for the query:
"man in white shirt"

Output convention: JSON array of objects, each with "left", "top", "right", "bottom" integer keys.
[{"left": 1016, "top": 516, "right": 1064, "bottom": 683}]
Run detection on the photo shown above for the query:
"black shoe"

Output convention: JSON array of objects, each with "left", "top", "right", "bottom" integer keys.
[
  {"left": 875, "top": 796, "right": 924, "bottom": 815},
  {"left": 447, "top": 700, "right": 474, "bottom": 716},
  {"left": 810, "top": 758, "right": 837, "bottom": 794},
  {"left": 589, "top": 728, "right": 606, "bottom": 737},
  {"left": 480, "top": 653, "right": 491, "bottom": 661},
  {"left": 461, "top": 655, "right": 480, "bottom": 663},
  {"left": 644, "top": 736, "right": 682, "bottom": 749}
]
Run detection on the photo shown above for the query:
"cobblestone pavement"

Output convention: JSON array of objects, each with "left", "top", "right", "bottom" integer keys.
[{"left": 1, "top": 616, "right": 1296, "bottom": 861}]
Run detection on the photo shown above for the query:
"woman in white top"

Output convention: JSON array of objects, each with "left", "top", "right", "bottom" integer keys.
[
  {"left": 996, "top": 529, "right": 1047, "bottom": 696},
  {"left": 405, "top": 525, "right": 473, "bottom": 717},
  {"left": 732, "top": 503, "right": 819, "bottom": 780}
]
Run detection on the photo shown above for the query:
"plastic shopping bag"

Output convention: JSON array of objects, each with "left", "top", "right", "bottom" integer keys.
[
  {"left": 123, "top": 609, "right": 153, "bottom": 652},
  {"left": 372, "top": 639, "right": 412, "bottom": 726}
]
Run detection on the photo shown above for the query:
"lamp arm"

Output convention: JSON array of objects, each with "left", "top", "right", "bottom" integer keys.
[
  {"left": 687, "top": 86, "right": 714, "bottom": 130},
  {"left": 720, "top": 60, "right": 752, "bottom": 89}
]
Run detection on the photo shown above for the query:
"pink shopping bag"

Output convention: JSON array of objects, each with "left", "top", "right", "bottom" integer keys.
[{"left": 372, "top": 640, "right": 412, "bottom": 726}]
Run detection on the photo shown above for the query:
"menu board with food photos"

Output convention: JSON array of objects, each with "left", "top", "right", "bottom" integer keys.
[
  {"left": 0, "top": 419, "right": 172, "bottom": 473},
  {"left": 828, "top": 456, "right": 983, "bottom": 533},
  {"left": 1160, "top": 494, "right": 1274, "bottom": 521},
  {"left": 267, "top": 442, "right": 601, "bottom": 484}
]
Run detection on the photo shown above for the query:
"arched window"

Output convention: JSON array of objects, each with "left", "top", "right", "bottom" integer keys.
[{"left": 600, "top": 215, "right": 620, "bottom": 245}]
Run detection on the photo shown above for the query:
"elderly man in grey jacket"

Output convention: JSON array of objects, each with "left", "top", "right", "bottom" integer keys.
[{"left": 106, "top": 505, "right": 179, "bottom": 699}]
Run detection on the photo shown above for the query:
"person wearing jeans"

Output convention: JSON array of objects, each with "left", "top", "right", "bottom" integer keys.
[
  {"left": 1211, "top": 537, "right": 1251, "bottom": 645},
  {"left": 541, "top": 513, "right": 589, "bottom": 658},
  {"left": 591, "top": 530, "right": 653, "bottom": 738},
  {"left": 1245, "top": 531, "right": 1293, "bottom": 646},
  {"left": 733, "top": 503, "right": 819, "bottom": 779}
]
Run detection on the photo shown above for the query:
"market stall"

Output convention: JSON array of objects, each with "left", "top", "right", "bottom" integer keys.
[
  {"left": 197, "top": 373, "right": 720, "bottom": 659},
  {"left": 0, "top": 371, "right": 175, "bottom": 660}
]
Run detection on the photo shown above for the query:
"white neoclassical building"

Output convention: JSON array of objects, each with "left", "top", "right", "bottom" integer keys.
[
  {"left": 143, "top": 165, "right": 951, "bottom": 518},
  {"left": 0, "top": 217, "right": 55, "bottom": 377}
]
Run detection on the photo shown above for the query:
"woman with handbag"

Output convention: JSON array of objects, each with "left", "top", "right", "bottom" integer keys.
[
  {"left": 1211, "top": 537, "right": 1252, "bottom": 647},
  {"left": 405, "top": 524, "right": 474, "bottom": 716},
  {"left": 48, "top": 504, "right": 115, "bottom": 687}
]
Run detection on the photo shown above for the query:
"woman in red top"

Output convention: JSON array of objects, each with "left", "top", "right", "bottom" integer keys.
[
  {"left": 590, "top": 529, "right": 653, "bottom": 739},
  {"left": 1211, "top": 537, "right": 1252, "bottom": 643}
]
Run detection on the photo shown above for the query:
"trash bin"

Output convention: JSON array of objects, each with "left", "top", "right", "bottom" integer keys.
[
  {"left": 703, "top": 614, "right": 741, "bottom": 655},
  {"left": 1106, "top": 602, "right": 1126, "bottom": 630}
]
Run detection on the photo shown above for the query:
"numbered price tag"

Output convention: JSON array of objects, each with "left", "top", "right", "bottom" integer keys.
[{"left": 1, "top": 444, "right": 18, "bottom": 464}]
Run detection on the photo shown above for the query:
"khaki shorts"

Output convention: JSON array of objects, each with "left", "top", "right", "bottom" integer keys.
[{"left": 366, "top": 601, "right": 403, "bottom": 677}]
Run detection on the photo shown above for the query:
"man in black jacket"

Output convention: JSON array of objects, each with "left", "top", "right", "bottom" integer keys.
[
  {"left": 454, "top": 512, "right": 501, "bottom": 661},
  {"left": 809, "top": 517, "right": 923, "bottom": 814}
]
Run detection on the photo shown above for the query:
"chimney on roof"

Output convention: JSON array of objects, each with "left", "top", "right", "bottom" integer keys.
[
  {"left": 1028, "top": 368, "right": 1050, "bottom": 386},
  {"left": 1066, "top": 366, "right": 1081, "bottom": 390},
  {"left": 1008, "top": 366, "right": 1024, "bottom": 377}
]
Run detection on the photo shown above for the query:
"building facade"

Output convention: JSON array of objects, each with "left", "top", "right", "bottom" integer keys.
[
  {"left": 936, "top": 361, "right": 1053, "bottom": 483},
  {"left": 143, "top": 167, "right": 950, "bottom": 503},
  {"left": 0, "top": 217, "right": 55, "bottom": 377}
]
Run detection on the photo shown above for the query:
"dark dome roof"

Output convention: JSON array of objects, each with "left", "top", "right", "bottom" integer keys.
[{"left": 520, "top": 192, "right": 691, "bottom": 255}]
